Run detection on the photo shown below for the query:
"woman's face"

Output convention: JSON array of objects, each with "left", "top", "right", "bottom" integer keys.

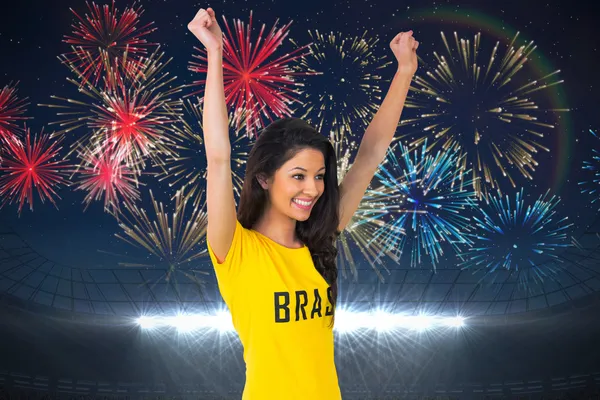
[{"left": 261, "top": 148, "right": 326, "bottom": 222}]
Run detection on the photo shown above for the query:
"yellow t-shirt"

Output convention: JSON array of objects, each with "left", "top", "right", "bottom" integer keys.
[{"left": 207, "top": 219, "right": 342, "bottom": 400}]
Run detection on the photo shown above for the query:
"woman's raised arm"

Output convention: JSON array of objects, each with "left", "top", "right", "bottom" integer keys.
[{"left": 188, "top": 8, "right": 237, "bottom": 263}]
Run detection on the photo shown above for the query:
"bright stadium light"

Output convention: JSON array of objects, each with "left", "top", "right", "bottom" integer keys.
[
  {"left": 137, "top": 316, "right": 161, "bottom": 329},
  {"left": 373, "top": 311, "right": 397, "bottom": 332},
  {"left": 213, "top": 311, "right": 235, "bottom": 332},
  {"left": 169, "top": 315, "right": 203, "bottom": 332},
  {"left": 335, "top": 310, "right": 369, "bottom": 332},
  {"left": 408, "top": 315, "right": 435, "bottom": 331},
  {"left": 135, "top": 311, "right": 467, "bottom": 333},
  {"left": 443, "top": 316, "right": 465, "bottom": 327}
]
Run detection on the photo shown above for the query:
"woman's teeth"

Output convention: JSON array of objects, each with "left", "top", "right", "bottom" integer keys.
[{"left": 293, "top": 199, "right": 312, "bottom": 207}]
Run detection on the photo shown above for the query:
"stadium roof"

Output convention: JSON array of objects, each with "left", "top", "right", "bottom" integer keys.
[{"left": 2, "top": 218, "right": 600, "bottom": 318}]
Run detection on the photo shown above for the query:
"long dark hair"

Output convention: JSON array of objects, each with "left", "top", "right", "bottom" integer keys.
[{"left": 237, "top": 117, "right": 340, "bottom": 319}]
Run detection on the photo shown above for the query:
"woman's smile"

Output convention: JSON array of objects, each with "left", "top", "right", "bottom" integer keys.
[{"left": 292, "top": 198, "right": 314, "bottom": 210}]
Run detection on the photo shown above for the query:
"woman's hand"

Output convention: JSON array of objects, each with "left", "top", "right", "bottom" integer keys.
[
  {"left": 390, "top": 31, "right": 419, "bottom": 77},
  {"left": 188, "top": 7, "right": 223, "bottom": 53}
]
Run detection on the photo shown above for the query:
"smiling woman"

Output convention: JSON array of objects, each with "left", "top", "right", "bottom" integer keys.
[
  {"left": 236, "top": 117, "right": 340, "bottom": 295},
  {"left": 249, "top": 135, "right": 331, "bottom": 242},
  {"left": 266, "top": 155, "right": 326, "bottom": 223},
  {"left": 187, "top": 5, "right": 418, "bottom": 399}
]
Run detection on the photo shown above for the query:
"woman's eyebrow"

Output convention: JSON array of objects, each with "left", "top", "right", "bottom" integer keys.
[{"left": 288, "top": 166, "right": 326, "bottom": 172}]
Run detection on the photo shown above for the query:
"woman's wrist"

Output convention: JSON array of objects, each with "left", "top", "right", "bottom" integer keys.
[{"left": 207, "top": 46, "right": 223, "bottom": 58}]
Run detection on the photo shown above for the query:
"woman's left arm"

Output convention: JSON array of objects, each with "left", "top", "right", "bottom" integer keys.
[{"left": 337, "top": 31, "right": 419, "bottom": 232}]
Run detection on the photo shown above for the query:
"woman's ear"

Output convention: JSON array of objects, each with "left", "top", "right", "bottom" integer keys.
[{"left": 257, "top": 173, "right": 269, "bottom": 190}]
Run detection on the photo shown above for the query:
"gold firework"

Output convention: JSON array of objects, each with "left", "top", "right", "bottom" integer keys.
[
  {"left": 113, "top": 186, "right": 208, "bottom": 280},
  {"left": 291, "top": 30, "right": 393, "bottom": 140},
  {"left": 400, "top": 31, "right": 569, "bottom": 199},
  {"left": 337, "top": 184, "right": 406, "bottom": 283},
  {"left": 156, "top": 98, "right": 253, "bottom": 209},
  {"left": 334, "top": 133, "right": 406, "bottom": 281}
]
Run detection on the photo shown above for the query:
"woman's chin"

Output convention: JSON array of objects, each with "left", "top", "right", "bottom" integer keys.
[{"left": 290, "top": 209, "right": 311, "bottom": 221}]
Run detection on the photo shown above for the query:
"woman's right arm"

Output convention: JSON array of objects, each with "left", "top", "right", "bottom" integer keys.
[{"left": 188, "top": 8, "right": 237, "bottom": 263}]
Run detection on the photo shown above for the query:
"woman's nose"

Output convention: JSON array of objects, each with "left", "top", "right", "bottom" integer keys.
[{"left": 303, "top": 179, "right": 319, "bottom": 196}]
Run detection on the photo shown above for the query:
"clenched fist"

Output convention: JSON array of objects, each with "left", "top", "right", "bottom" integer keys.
[
  {"left": 390, "top": 31, "right": 419, "bottom": 77},
  {"left": 188, "top": 7, "right": 223, "bottom": 53}
]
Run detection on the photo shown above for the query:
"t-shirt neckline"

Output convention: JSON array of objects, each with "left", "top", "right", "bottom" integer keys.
[{"left": 251, "top": 229, "right": 307, "bottom": 251}]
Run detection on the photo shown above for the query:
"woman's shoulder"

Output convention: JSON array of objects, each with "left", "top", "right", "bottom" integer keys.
[{"left": 233, "top": 219, "right": 261, "bottom": 245}]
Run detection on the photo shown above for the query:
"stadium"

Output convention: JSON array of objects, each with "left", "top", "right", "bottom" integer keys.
[{"left": 2, "top": 214, "right": 600, "bottom": 399}]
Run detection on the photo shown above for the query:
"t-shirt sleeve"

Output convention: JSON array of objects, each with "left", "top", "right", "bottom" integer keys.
[{"left": 206, "top": 219, "right": 246, "bottom": 306}]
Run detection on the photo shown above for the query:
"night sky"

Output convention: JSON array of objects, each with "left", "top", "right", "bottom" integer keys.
[{"left": 1, "top": 0, "right": 599, "bottom": 280}]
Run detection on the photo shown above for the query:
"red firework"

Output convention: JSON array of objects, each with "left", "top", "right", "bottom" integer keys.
[
  {"left": 43, "top": 48, "right": 182, "bottom": 175},
  {"left": 93, "top": 83, "right": 171, "bottom": 169},
  {"left": 188, "top": 11, "right": 313, "bottom": 137},
  {"left": 0, "top": 129, "right": 71, "bottom": 214},
  {"left": 62, "top": 0, "right": 157, "bottom": 87},
  {"left": 0, "top": 82, "right": 30, "bottom": 143},
  {"left": 73, "top": 143, "right": 141, "bottom": 213}
]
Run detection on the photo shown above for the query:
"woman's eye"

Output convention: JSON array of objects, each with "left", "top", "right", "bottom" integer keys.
[{"left": 293, "top": 174, "right": 324, "bottom": 180}]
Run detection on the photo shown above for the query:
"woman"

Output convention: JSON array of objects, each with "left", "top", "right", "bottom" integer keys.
[{"left": 188, "top": 7, "right": 418, "bottom": 400}]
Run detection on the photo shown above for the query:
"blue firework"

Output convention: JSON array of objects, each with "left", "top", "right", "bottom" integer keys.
[
  {"left": 333, "top": 130, "right": 406, "bottom": 281},
  {"left": 459, "top": 188, "right": 573, "bottom": 280},
  {"left": 374, "top": 140, "right": 477, "bottom": 269},
  {"left": 579, "top": 129, "right": 600, "bottom": 207}
]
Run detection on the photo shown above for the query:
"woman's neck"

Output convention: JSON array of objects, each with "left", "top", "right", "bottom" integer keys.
[{"left": 252, "top": 207, "right": 302, "bottom": 248}]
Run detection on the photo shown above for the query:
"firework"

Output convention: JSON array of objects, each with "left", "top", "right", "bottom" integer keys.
[
  {"left": 113, "top": 186, "right": 208, "bottom": 280},
  {"left": 41, "top": 47, "right": 184, "bottom": 175},
  {"left": 332, "top": 128, "right": 405, "bottom": 280},
  {"left": 291, "top": 30, "right": 393, "bottom": 140},
  {"left": 0, "top": 129, "right": 71, "bottom": 214},
  {"left": 0, "top": 82, "right": 30, "bottom": 144},
  {"left": 459, "top": 188, "right": 573, "bottom": 283},
  {"left": 374, "top": 140, "right": 477, "bottom": 269},
  {"left": 62, "top": 0, "right": 157, "bottom": 87},
  {"left": 579, "top": 129, "right": 600, "bottom": 207},
  {"left": 72, "top": 142, "right": 142, "bottom": 214},
  {"left": 337, "top": 185, "right": 406, "bottom": 282},
  {"left": 400, "top": 31, "right": 568, "bottom": 199},
  {"left": 156, "top": 98, "right": 251, "bottom": 208},
  {"left": 188, "top": 11, "right": 313, "bottom": 137}
]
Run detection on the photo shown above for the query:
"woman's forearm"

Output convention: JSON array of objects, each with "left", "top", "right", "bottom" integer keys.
[
  {"left": 356, "top": 71, "right": 412, "bottom": 161},
  {"left": 202, "top": 48, "right": 231, "bottom": 162}
]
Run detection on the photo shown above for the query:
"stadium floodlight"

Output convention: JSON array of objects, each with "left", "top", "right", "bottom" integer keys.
[
  {"left": 443, "top": 316, "right": 466, "bottom": 328},
  {"left": 137, "top": 316, "right": 161, "bottom": 329},
  {"left": 135, "top": 311, "right": 467, "bottom": 334},
  {"left": 405, "top": 315, "right": 435, "bottom": 331},
  {"left": 169, "top": 315, "right": 203, "bottom": 332},
  {"left": 213, "top": 311, "right": 235, "bottom": 332}
]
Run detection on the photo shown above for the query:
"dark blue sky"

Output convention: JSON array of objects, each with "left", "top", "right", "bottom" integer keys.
[{"left": 0, "top": 0, "right": 598, "bottom": 275}]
